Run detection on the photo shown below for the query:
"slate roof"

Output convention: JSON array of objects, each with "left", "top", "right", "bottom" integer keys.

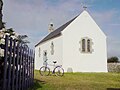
[{"left": 35, "top": 15, "right": 78, "bottom": 47}]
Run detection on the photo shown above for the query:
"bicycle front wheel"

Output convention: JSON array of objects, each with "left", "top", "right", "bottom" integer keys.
[
  {"left": 54, "top": 66, "right": 64, "bottom": 76},
  {"left": 39, "top": 66, "right": 50, "bottom": 76}
]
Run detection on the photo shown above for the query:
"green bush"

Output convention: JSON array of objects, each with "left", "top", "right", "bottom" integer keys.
[{"left": 107, "top": 56, "right": 119, "bottom": 63}]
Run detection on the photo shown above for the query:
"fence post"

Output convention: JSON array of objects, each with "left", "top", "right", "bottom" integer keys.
[
  {"left": 21, "top": 45, "right": 25, "bottom": 90},
  {"left": 26, "top": 48, "right": 29, "bottom": 89},
  {"left": 23, "top": 45, "right": 27, "bottom": 89},
  {"left": 15, "top": 42, "right": 20, "bottom": 90},
  {"left": 24, "top": 46, "right": 28, "bottom": 90},
  {"left": 28, "top": 49, "right": 31, "bottom": 88},
  {"left": 7, "top": 37, "right": 13, "bottom": 90},
  {"left": 31, "top": 50, "right": 34, "bottom": 85},
  {"left": 18, "top": 44, "right": 23, "bottom": 90},
  {"left": 3, "top": 35, "right": 8, "bottom": 90},
  {"left": 11, "top": 39, "right": 16, "bottom": 90},
  {"left": 33, "top": 51, "right": 35, "bottom": 85},
  {"left": 29, "top": 50, "right": 31, "bottom": 86},
  {"left": 30, "top": 49, "right": 32, "bottom": 86}
]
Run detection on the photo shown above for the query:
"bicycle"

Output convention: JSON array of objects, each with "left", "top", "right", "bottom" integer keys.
[{"left": 39, "top": 61, "right": 64, "bottom": 76}]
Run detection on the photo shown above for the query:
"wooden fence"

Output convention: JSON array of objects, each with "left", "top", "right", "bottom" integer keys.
[{"left": 0, "top": 35, "right": 34, "bottom": 90}]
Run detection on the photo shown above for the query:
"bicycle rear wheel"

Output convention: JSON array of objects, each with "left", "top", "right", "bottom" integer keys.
[
  {"left": 54, "top": 66, "right": 64, "bottom": 76},
  {"left": 39, "top": 66, "right": 50, "bottom": 76}
]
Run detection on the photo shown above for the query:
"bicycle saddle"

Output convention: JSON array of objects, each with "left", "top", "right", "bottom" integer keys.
[{"left": 53, "top": 61, "right": 57, "bottom": 64}]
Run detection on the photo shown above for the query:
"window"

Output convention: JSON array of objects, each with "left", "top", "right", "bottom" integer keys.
[
  {"left": 43, "top": 50, "right": 48, "bottom": 66},
  {"left": 50, "top": 42, "right": 54, "bottom": 55},
  {"left": 80, "top": 37, "right": 93, "bottom": 53}
]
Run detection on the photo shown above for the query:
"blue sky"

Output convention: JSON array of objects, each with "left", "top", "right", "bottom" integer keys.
[{"left": 3, "top": 0, "right": 120, "bottom": 58}]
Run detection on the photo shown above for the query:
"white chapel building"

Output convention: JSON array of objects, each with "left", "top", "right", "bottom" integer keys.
[{"left": 35, "top": 10, "right": 108, "bottom": 72}]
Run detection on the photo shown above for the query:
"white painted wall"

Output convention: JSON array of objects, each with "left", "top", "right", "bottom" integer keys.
[
  {"left": 62, "top": 11, "right": 107, "bottom": 72},
  {"left": 35, "top": 36, "right": 63, "bottom": 70}
]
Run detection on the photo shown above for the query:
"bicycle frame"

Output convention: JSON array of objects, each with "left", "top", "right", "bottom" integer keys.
[{"left": 40, "top": 61, "right": 64, "bottom": 76}]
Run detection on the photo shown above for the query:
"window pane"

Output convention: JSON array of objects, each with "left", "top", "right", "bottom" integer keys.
[
  {"left": 87, "top": 39, "right": 91, "bottom": 52},
  {"left": 82, "top": 39, "right": 85, "bottom": 52}
]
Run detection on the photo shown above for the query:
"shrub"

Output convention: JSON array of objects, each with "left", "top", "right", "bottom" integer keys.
[{"left": 107, "top": 56, "right": 119, "bottom": 63}]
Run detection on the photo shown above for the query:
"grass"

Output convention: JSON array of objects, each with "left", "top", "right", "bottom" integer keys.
[{"left": 30, "top": 70, "right": 120, "bottom": 90}]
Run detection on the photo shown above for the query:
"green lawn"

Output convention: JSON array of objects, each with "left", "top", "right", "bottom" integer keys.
[{"left": 30, "top": 70, "right": 120, "bottom": 90}]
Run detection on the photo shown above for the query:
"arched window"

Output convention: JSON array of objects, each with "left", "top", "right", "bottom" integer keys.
[
  {"left": 82, "top": 39, "right": 86, "bottom": 52},
  {"left": 51, "top": 42, "right": 54, "bottom": 55},
  {"left": 80, "top": 37, "right": 93, "bottom": 53}
]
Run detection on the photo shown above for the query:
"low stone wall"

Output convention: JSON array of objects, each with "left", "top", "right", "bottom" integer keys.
[{"left": 107, "top": 63, "right": 120, "bottom": 72}]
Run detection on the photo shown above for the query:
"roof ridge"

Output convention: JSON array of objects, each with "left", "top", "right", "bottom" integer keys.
[{"left": 35, "top": 15, "right": 78, "bottom": 47}]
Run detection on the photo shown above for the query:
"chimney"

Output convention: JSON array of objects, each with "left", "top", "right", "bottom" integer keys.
[{"left": 48, "top": 22, "right": 54, "bottom": 33}]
